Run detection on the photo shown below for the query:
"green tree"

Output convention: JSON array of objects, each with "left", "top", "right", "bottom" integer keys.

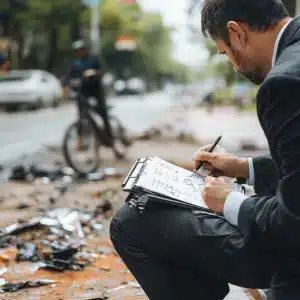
[
  {"left": 19, "top": 0, "right": 84, "bottom": 70},
  {"left": 0, "top": 0, "right": 85, "bottom": 70},
  {"left": 0, "top": 0, "right": 192, "bottom": 84}
]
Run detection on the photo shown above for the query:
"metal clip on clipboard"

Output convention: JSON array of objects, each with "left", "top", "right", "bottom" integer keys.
[
  {"left": 122, "top": 157, "right": 148, "bottom": 192},
  {"left": 122, "top": 158, "right": 149, "bottom": 213}
]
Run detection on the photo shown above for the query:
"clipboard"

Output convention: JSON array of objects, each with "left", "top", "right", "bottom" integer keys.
[
  {"left": 122, "top": 157, "right": 210, "bottom": 211},
  {"left": 122, "top": 156, "right": 245, "bottom": 212}
]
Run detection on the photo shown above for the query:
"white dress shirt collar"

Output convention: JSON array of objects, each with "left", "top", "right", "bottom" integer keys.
[{"left": 272, "top": 19, "right": 293, "bottom": 67}]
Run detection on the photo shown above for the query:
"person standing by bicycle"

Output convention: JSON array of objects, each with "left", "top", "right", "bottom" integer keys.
[{"left": 64, "top": 40, "right": 125, "bottom": 158}]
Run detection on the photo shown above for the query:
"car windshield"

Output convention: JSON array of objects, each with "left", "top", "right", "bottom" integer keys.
[{"left": 0, "top": 72, "right": 32, "bottom": 82}]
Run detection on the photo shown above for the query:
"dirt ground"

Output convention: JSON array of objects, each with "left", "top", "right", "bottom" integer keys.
[{"left": 0, "top": 139, "right": 261, "bottom": 300}]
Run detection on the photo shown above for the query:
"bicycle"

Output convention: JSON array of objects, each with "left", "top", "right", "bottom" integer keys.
[{"left": 63, "top": 70, "right": 132, "bottom": 175}]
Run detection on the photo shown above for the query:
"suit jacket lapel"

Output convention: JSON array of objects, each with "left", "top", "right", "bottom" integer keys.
[{"left": 276, "top": 15, "right": 300, "bottom": 62}]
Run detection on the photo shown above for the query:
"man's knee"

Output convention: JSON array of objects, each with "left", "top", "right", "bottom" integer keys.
[{"left": 109, "top": 203, "right": 138, "bottom": 248}]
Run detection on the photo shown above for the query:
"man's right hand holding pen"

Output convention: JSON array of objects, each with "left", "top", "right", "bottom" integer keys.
[
  {"left": 193, "top": 145, "right": 249, "bottom": 179},
  {"left": 193, "top": 145, "right": 250, "bottom": 214}
]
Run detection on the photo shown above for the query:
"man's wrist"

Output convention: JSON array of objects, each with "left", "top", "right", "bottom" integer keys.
[{"left": 236, "top": 158, "right": 249, "bottom": 179}]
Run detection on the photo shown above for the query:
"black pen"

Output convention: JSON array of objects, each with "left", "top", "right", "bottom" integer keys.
[{"left": 192, "top": 135, "right": 222, "bottom": 175}]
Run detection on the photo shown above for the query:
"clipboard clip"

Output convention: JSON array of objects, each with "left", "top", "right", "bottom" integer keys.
[
  {"left": 128, "top": 195, "right": 149, "bottom": 213},
  {"left": 122, "top": 157, "right": 147, "bottom": 189}
]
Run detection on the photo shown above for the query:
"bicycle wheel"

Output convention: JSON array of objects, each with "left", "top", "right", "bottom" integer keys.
[
  {"left": 63, "top": 119, "right": 100, "bottom": 175},
  {"left": 109, "top": 116, "right": 133, "bottom": 147}
]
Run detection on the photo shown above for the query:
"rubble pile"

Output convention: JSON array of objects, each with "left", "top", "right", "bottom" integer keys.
[
  {"left": 0, "top": 203, "right": 109, "bottom": 284},
  {"left": 0, "top": 165, "right": 146, "bottom": 299}
]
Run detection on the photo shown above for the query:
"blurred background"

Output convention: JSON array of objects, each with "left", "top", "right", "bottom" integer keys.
[
  {"left": 0, "top": 0, "right": 298, "bottom": 106},
  {"left": 0, "top": 0, "right": 299, "bottom": 165},
  {"left": 0, "top": 1, "right": 300, "bottom": 299}
]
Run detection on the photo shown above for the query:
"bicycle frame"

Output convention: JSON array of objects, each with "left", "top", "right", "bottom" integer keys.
[{"left": 77, "top": 94, "right": 113, "bottom": 148}]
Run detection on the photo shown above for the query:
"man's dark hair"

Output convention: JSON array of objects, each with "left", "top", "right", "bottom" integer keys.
[{"left": 201, "top": 0, "right": 289, "bottom": 43}]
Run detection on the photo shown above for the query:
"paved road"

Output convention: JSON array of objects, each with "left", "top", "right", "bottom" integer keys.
[{"left": 0, "top": 92, "right": 172, "bottom": 166}]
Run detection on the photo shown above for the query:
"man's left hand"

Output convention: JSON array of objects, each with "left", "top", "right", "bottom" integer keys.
[{"left": 202, "top": 176, "right": 233, "bottom": 213}]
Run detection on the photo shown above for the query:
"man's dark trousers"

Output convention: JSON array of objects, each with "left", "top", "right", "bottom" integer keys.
[{"left": 111, "top": 201, "right": 300, "bottom": 299}]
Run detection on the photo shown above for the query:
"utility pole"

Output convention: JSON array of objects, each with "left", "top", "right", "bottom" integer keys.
[
  {"left": 81, "top": 0, "right": 101, "bottom": 55},
  {"left": 90, "top": 1, "right": 100, "bottom": 55},
  {"left": 296, "top": 0, "right": 300, "bottom": 14}
]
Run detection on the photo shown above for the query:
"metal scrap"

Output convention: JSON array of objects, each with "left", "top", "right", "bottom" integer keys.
[
  {"left": 0, "top": 279, "right": 55, "bottom": 293},
  {"left": 0, "top": 217, "right": 42, "bottom": 238},
  {"left": 34, "top": 240, "right": 89, "bottom": 271},
  {"left": 103, "top": 281, "right": 142, "bottom": 298},
  {"left": 0, "top": 268, "right": 7, "bottom": 276},
  {"left": 16, "top": 242, "right": 40, "bottom": 262},
  {"left": 39, "top": 259, "right": 88, "bottom": 272}
]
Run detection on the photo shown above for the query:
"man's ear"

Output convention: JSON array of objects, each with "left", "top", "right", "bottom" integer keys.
[{"left": 227, "top": 21, "right": 247, "bottom": 48}]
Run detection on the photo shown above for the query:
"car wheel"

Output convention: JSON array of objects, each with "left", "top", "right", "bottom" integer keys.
[
  {"left": 4, "top": 104, "right": 19, "bottom": 112},
  {"left": 51, "top": 97, "right": 60, "bottom": 108},
  {"left": 28, "top": 98, "right": 44, "bottom": 111}
]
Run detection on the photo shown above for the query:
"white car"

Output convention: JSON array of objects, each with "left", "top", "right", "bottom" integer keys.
[
  {"left": 127, "top": 77, "right": 146, "bottom": 94},
  {"left": 0, "top": 70, "right": 63, "bottom": 111},
  {"left": 114, "top": 77, "right": 146, "bottom": 95}
]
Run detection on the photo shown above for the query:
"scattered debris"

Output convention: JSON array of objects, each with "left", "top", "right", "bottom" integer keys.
[
  {"left": 0, "top": 278, "right": 6, "bottom": 286},
  {"left": 8, "top": 163, "right": 126, "bottom": 184},
  {"left": 85, "top": 172, "right": 105, "bottom": 181},
  {"left": 103, "top": 168, "right": 125, "bottom": 179},
  {"left": 0, "top": 217, "right": 42, "bottom": 238},
  {"left": 98, "top": 245, "right": 114, "bottom": 255},
  {"left": 39, "top": 258, "right": 88, "bottom": 272},
  {"left": 87, "top": 296, "right": 108, "bottom": 300},
  {"left": 16, "top": 242, "right": 40, "bottom": 262},
  {"left": 0, "top": 160, "right": 144, "bottom": 298},
  {"left": 93, "top": 199, "right": 114, "bottom": 216},
  {"left": 103, "top": 281, "right": 143, "bottom": 298},
  {"left": 0, "top": 279, "right": 55, "bottom": 293},
  {"left": 9, "top": 165, "right": 29, "bottom": 181},
  {"left": 0, "top": 268, "right": 7, "bottom": 276},
  {"left": 99, "top": 264, "right": 110, "bottom": 271},
  {"left": 16, "top": 202, "right": 30, "bottom": 210},
  {"left": 0, "top": 236, "right": 17, "bottom": 248},
  {"left": 0, "top": 202, "right": 115, "bottom": 276}
]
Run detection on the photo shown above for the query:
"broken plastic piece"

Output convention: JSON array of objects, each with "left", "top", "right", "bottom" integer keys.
[
  {"left": 16, "top": 242, "right": 40, "bottom": 262},
  {"left": 0, "top": 217, "right": 41, "bottom": 237},
  {"left": 0, "top": 279, "right": 55, "bottom": 292},
  {"left": 86, "top": 172, "right": 105, "bottom": 181},
  {"left": 98, "top": 246, "right": 114, "bottom": 255}
]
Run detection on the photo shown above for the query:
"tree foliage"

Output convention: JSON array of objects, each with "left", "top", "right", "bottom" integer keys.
[{"left": 0, "top": 0, "right": 192, "bottom": 85}]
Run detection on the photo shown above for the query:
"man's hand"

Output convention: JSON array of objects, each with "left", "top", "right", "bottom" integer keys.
[
  {"left": 193, "top": 145, "right": 249, "bottom": 178},
  {"left": 83, "top": 69, "right": 97, "bottom": 77},
  {"left": 202, "top": 177, "right": 233, "bottom": 213}
]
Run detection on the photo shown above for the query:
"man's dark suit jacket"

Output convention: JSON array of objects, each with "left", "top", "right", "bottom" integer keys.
[{"left": 238, "top": 15, "right": 300, "bottom": 258}]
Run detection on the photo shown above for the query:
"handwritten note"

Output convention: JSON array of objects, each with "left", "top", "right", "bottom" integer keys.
[{"left": 135, "top": 157, "right": 208, "bottom": 208}]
